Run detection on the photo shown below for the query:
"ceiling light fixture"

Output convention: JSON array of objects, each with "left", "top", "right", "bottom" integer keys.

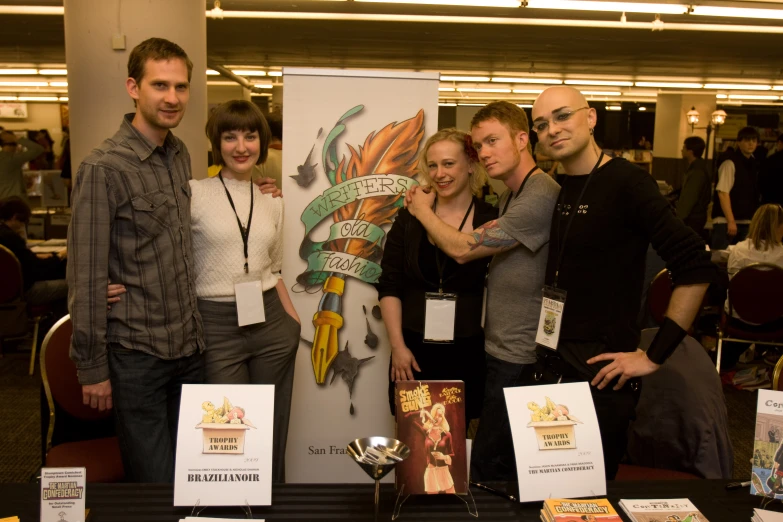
[
  {"left": 727, "top": 94, "right": 780, "bottom": 100},
  {"left": 439, "top": 102, "right": 457, "bottom": 106},
  {"left": 458, "top": 88, "right": 512, "bottom": 93},
  {"left": 253, "top": 83, "right": 273, "bottom": 89},
  {"left": 635, "top": 81, "right": 703, "bottom": 88},
  {"left": 565, "top": 79, "right": 633, "bottom": 86},
  {"left": 704, "top": 83, "right": 771, "bottom": 90},
  {"left": 638, "top": 106, "right": 647, "bottom": 111},
  {"left": 491, "top": 77, "right": 562, "bottom": 84},
  {"left": 39, "top": 69, "right": 67, "bottom": 75},
  {"left": 59, "top": 97, "right": 68, "bottom": 102},
  {"left": 0, "top": 81, "right": 48, "bottom": 87},
  {"left": 0, "top": 96, "right": 18, "bottom": 101},
  {"left": 268, "top": 71, "right": 283, "bottom": 77},
  {"left": 207, "top": 70, "right": 220, "bottom": 76},
  {"left": 606, "top": 105, "right": 623, "bottom": 111},
  {"left": 438, "top": 87, "right": 456, "bottom": 92},
  {"left": 512, "top": 89, "right": 545, "bottom": 94},
  {"left": 48, "top": 81, "right": 68, "bottom": 87},
  {"left": 357, "top": 0, "right": 521, "bottom": 6},
  {"left": 18, "top": 96, "right": 59, "bottom": 101},
  {"left": 582, "top": 90, "right": 622, "bottom": 96},
  {"left": 517, "top": 104, "right": 534, "bottom": 108},
  {"left": 0, "top": 68, "right": 38, "bottom": 75},
  {"left": 441, "top": 75, "right": 491, "bottom": 82},
  {"left": 691, "top": 6, "right": 783, "bottom": 20},
  {"left": 525, "top": 0, "right": 688, "bottom": 15},
  {"left": 231, "top": 70, "right": 267, "bottom": 76},
  {"left": 0, "top": 6, "right": 63, "bottom": 14}
]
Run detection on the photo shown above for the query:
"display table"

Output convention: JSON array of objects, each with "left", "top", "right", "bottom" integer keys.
[{"left": 0, "top": 480, "right": 780, "bottom": 521}]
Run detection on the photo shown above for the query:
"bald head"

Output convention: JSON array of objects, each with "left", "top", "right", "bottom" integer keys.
[
  {"left": 531, "top": 86, "right": 598, "bottom": 171},
  {"left": 532, "top": 86, "right": 588, "bottom": 122}
]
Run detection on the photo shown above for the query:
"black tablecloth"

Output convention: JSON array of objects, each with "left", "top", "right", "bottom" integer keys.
[{"left": 1, "top": 481, "right": 780, "bottom": 521}]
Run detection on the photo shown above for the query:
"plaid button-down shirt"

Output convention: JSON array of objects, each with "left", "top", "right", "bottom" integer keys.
[{"left": 67, "top": 114, "right": 204, "bottom": 385}]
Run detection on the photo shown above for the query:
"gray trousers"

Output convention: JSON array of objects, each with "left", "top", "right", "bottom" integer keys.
[{"left": 198, "top": 290, "right": 301, "bottom": 483}]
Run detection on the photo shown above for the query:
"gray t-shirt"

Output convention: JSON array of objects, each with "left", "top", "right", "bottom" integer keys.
[{"left": 484, "top": 173, "right": 561, "bottom": 364}]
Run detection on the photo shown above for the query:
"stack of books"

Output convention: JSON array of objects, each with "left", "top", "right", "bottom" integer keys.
[
  {"left": 732, "top": 366, "right": 771, "bottom": 391},
  {"left": 753, "top": 508, "right": 783, "bottom": 521},
  {"left": 540, "top": 498, "right": 621, "bottom": 521},
  {"left": 619, "top": 499, "right": 709, "bottom": 521}
]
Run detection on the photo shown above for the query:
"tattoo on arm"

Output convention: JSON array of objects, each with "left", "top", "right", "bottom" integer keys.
[{"left": 468, "top": 221, "right": 518, "bottom": 251}]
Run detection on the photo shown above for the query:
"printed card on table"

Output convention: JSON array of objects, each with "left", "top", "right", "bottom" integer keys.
[
  {"left": 174, "top": 384, "right": 274, "bottom": 507},
  {"left": 505, "top": 382, "right": 605, "bottom": 502},
  {"left": 751, "top": 389, "right": 783, "bottom": 499},
  {"left": 40, "top": 467, "right": 85, "bottom": 522}
]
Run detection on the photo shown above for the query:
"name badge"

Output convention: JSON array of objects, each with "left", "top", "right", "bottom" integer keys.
[
  {"left": 535, "top": 286, "right": 567, "bottom": 350},
  {"left": 424, "top": 292, "right": 457, "bottom": 343},
  {"left": 235, "top": 280, "right": 266, "bottom": 327}
]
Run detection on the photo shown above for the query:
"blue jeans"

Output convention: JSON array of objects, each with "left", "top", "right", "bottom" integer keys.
[
  {"left": 470, "top": 353, "right": 538, "bottom": 482},
  {"left": 710, "top": 222, "right": 749, "bottom": 250},
  {"left": 108, "top": 345, "right": 204, "bottom": 482}
]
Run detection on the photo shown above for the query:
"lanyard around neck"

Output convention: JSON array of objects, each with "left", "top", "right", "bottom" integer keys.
[
  {"left": 218, "top": 173, "right": 254, "bottom": 274},
  {"left": 433, "top": 197, "right": 475, "bottom": 293},
  {"left": 502, "top": 165, "right": 539, "bottom": 217},
  {"left": 552, "top": 153, "right": 605, "bottom": 288}
]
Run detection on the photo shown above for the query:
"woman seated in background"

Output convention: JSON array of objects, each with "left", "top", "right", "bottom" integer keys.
[
  {"left": 376, "top": 128, "right": 496, "bottom": 425},
  {"left": 109, "top": 100, "right": 299, "bottom": 482},
  {"left": 720, "top": 204, "right": 783, "bottom": 368},
  {"left": 0, "top": 196, "right": 67, "bottom": 310},
  {"left": 725, "top": 203, "right": 783, "bottom": 320}
]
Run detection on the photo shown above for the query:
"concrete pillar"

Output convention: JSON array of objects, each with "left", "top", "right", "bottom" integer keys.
[
  {"left": 652, "top": 93, "right": 717, "bottom": 185},
  {"left": 64, "top": 0, "right": 208, "bottom": 179}
]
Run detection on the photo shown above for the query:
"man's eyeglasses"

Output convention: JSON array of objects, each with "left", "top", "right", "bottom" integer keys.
[{"left": 531, "top": 106, "right": 589, "bottom": 135}]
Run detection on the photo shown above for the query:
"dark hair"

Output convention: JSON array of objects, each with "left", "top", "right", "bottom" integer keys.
[
  {"left": 127, "top": 37, "right": 193, "bottom": 84},
  {"left": 737, "top": 126, "right": 760, "bottom": 142},
  {"left": 683, "top": 136, "right": 706, "bottom": 158},
  {"left": 206, "top": 100, "right": 271, "bottom": 166},
  {"left": 266, "top": 111, "right": 282, "bottom": 141},
  {"left": 0, "top": 197, "right": 31, "bottom": 223},
  {"left": 470, "top": 101, "right": 532, "bottom": 154}
]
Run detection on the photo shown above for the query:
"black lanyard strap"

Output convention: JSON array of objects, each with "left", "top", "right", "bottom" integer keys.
[
  {"left": 434, "top": 198, "right": 475, "bottom": 293},
  {"left": 502, "top": 165, "right": 539, "bottom": 217},
  {"left": 218, "top": 173, "right": 254, "bottom": 274},
  {"left": 553, "top": 153, "right": 605, "bottom": 288}
]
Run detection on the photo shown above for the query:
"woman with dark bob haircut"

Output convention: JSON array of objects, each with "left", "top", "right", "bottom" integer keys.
[{"left": 110, "top": 100, "right": 299, "bottom": 482}]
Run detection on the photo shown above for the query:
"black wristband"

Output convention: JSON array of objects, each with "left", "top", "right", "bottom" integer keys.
[{"left": 646, "top": 317, "right": 687, "bottom": 365}]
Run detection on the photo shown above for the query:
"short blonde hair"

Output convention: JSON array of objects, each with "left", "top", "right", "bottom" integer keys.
[
  {"left": 416, "top": 128, "right": 488, "bottom": 197},
  {"left": 748, "top": 204, "right": 783, "bottom": 251}
]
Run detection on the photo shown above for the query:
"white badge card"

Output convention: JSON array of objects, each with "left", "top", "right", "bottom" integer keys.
[
  {"left": 535, "top": 286, "right": 566, "bottom": 350},
  {"left": 235, "top": 280, "right": 265, "bottom": 327},
  {"left": 40, "top": 467, "right": 86, "bottom": 522},
  {"left": 424, "top": 292, "right": 457, "bottom": 343}
]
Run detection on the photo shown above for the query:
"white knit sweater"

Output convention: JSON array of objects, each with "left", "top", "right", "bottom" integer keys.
[{"left": 190, "top": 176, "right": 284, "bottom": 300}]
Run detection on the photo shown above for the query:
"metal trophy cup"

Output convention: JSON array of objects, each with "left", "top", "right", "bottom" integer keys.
[{"left": 347, "top": 436, "right": 410, "bottom": 521}]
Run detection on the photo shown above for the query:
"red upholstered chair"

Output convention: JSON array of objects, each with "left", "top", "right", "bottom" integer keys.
[
  {"left": 0, "top": 244, "right": 49, "bottom": 374},
  {"left": 615, "top": 463, "right": 700, "bottom": 480},
  {"left": 647, "top": 269, "right": 672, "bottom": 327},
  {"left": 40, "top": 315, "right": 124, "bottom": 482},
  {"left": 716, "top": 263, "right": 783, "bottom": 373}
]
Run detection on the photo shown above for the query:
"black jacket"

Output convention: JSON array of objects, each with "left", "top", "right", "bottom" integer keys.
[{"left": 0, "top": 223, "right": 65, "bottom": 291}]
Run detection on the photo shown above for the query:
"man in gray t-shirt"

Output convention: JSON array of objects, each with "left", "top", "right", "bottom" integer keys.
[
  {"left": 485, "top": 174, "right": 559, "bottom": 365},
  {"left": 406, "top": 101, "right": 559, "bottom": 481}
]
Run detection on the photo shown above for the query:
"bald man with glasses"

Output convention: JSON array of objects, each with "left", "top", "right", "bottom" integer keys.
[{"left": 530, "top": 86, "right": 716, "bottom": 479}]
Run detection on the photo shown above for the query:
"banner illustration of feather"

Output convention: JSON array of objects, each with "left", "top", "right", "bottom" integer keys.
[{"left": 297, "top": 106, "right": 426, "bottom": 384}]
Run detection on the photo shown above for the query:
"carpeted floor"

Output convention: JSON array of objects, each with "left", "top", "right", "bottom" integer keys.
[
  {"left": 0, "top": 341, "right": 761, "bottom": 484},
  {"left": 0, "top": 347, "right": 42, "bottom": 484}
]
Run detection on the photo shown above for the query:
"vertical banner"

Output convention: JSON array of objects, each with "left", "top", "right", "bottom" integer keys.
[{"left": 282, "top": 68, "right": 439, "bottom": 482}]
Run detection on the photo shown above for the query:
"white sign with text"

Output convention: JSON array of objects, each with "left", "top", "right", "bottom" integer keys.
[
  {"left": 505, "top": 382, "right": 605, "bottom": 502},
  {"left": 40, "top": 467, "right": 85, "bottom": 522},
  {"left": 174, "top": 384, "right": 274, "bottom": 506}
]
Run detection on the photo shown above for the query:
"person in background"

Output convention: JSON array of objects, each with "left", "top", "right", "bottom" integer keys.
[
  {"left": 0, "top": 130, "right": 44, "bottom": 202},
  {"left": 68, "top": 37, "right": 204, "bottom": 483},
  {"left": 58, "top": 127, "right": 72, "bottom": 189},
  {"left": 760, "top": 135, "right": 783, "bottom": 206},
  {"left": 259, "top": 111, "right": 282, "bottom": 188},
  {"left": 0, "top": 197, "right": 67, "bottom": 309},
  {"left": 29, "top": 129, "right": 55, "bottom": 170},
  {"left": 677, "top": 136, "right": 711, "bottom": 237},
  {"left": 377, "top": 128, "right": 495, "bottom": 425},
  {"left": 725, "top": 203, "right": 783, "bottom": 319},
  {"left": 711, "top": 126, "right": 761, "bottom": 249}
]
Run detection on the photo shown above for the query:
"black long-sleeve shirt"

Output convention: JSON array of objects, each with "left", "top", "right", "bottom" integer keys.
[
  {"left": 546, "top": 159, "right": 716, "bottom": 355},
  {"left": 0, "top": 223, "right": 65, "bottom": 291}
]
